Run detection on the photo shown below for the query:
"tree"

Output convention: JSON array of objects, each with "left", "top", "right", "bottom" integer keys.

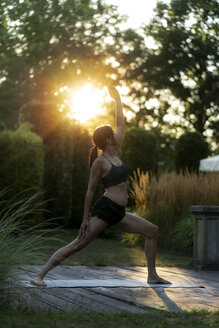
[
  {"left": 0, "top": 0, "right": 126, "bottom": 127},
  {"left": 150, "top": 126, "right": 176, "bottom": 172},
  {"left": 122, "top": 0, "right": 219, "bottom": 145},
  {"left": 120, "top": 127, "right": 158, "bottom": 175},
  {"left": 175, "top": 131, "right": 209, "bottom": 173}
]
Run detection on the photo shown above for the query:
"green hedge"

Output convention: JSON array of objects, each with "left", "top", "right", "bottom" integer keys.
[{"left": 0, "top": 123, "right": 44, "bottom": 200}]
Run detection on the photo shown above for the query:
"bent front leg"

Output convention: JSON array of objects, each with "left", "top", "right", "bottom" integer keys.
[{"left": 112, "top": 213, "right": 171, "bottom": 284}]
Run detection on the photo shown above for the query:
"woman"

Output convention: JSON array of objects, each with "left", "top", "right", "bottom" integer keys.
[{"left": 31, "top": 86, "right": 170, "bottom": 286}]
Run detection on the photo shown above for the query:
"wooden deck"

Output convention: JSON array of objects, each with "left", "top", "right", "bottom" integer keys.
[{"left": 5, "top": 265, "right": 219, "bottom": 313}]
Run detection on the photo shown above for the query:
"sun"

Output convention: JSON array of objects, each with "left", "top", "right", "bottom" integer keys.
[{"left": 69, "top": 84, "right": 107, "bottom": 123}]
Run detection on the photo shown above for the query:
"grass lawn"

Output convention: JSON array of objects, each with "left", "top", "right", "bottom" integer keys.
[
  {"left": 19, "top": 227, "right": 192, "bottom": 268},
  {"left": 0, "top": 307, "right": 218, "bottom": 328}
]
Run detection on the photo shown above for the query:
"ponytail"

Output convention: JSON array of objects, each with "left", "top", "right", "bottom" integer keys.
[
  {"left": 89, "top": 145, "right": 98, "bottom": 168},
  {"left": 89, "top": 125, "right": 114, "bottom": 168}
]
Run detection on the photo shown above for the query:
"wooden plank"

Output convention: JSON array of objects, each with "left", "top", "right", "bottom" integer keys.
[
  {"left": 60, "top": 266, "right": 125, "bottom": 280},
  {"left": 46, "top": 287, "right": 148, "bottom": 313},
  {"left": 165, "top": 288, "right": 219, "bottom": 311},
  {"left": 121, "top": 266, "right": 219, "bottom": 281},
  {"left": 18, "top": 265, "right": 61, "bottom": 278},
  {"left": 189, "top": 288, "right": 219, "bottom": 305},
  {"left": 54, "top": 266, "right": 112, "bottom": 280},
  {"left": 13, "top": 265, "right": 115, "bottom": 282},
  {"left": 151, "top": 267, "right": 219, "bottom": 282},
  {"left": 9, "top": 268, "right": 50, "bottom": 282},
  {"left": 166, "top": 287, "right": 219, "bottom": 306},
  {"left": 154, "top": 268, "right": 219, "bottom": 294},
  {"left": 88, "top": 266, "right": 147, "bottom": 279},
  {"left": 38, "top": 265, "right": 143, "bottom": 281},
  {"left": 15, "top": 265, "right": 146, "bottom": 282},
  {"left": 3, "top": 287, "right": 65, "bottom": 312},
  {"left": 84, "top": 287, "right": 167, "bottom": 312},
  {"left": 45, "top": 288, "right": 123, "bottom": 313},
  {"left": 11, "top": 285, "right": 90, "bottom": 312},
  {"left": 13, "top": 294, "right": 59, "bottom": 312}
]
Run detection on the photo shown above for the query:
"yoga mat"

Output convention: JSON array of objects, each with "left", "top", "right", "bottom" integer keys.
[{"left": 13, "top": 279, "right": 204, "bottom": 288}]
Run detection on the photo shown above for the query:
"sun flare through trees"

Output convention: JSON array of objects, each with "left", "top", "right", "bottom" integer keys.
[{"left": 69, "top": 84, "right": 108, "bottom": 123}]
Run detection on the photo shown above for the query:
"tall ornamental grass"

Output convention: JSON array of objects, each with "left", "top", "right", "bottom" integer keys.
[
  {"left": 128, "top": 169, "right": 219, "bottom": 249},
  {"left": 0, "top": 188, "right": 65, "bottom": 291}
]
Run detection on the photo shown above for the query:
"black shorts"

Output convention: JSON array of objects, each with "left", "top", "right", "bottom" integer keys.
[{"left": 91, "top": 196, "right": 126, "bottom": 227}]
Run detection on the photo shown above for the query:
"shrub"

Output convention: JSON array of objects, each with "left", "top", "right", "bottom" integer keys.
[
  {"left": 0, "top": 123, "right": 44, "bottom": 200},
  {"left": 175, "top": 132, "right": 209, "bottom": 173},
  {"left": 169, "top": 216, "right": 194, "bottom": 255},
  {"left": 120, "top": 127, "right": 158, "bottom": 176}
]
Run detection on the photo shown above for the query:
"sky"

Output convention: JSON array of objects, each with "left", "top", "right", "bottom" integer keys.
[{"left": 105, "top": 0, "right": 170, "bottom": 29}]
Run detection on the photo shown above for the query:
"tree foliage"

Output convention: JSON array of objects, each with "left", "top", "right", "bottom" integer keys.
[
  {"left": 0, "top": 0, "right": 125, "bottom": 127},
  {"left": 150, "top": 127, "right": 176, "bottom": 172},
  {"left": 174, "top": 131, "right": 209, "bottom": 173},
  {"left": 122, "top": 0, "right": 219, "bottom": 143},
  {"left": 120, "top": 127, "right": 158, "bottom": 175},
  {"left": 0, "top": 0, "right": 129, "bottom": 226}
]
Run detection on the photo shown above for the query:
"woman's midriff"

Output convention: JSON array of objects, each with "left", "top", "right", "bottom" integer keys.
[{"left": 103, "top": 181, "right": 128, "bottom": 207}]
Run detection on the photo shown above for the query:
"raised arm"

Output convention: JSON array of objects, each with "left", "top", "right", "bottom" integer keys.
[
  {"left": 107, "top": 86, "right": 125, "bottom": 151},
  {"left": 78, "top": 158, "right": 102, "bottom": 239}
]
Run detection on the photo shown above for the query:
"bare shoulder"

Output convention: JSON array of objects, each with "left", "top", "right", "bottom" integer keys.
[{"left": 91, "top": 155, "right": 104, "bottom": 172}]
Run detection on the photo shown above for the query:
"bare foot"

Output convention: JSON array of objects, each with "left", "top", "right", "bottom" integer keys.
[
  {"left": 147, "top": 275, "right": 171, "bottom": 284},
  {"left": 30, "top": 275, "right": 47, "bottom": 287}
]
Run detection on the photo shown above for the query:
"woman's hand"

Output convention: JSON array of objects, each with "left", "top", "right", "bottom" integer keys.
[
  {"left": 78, "top": 217, "right": 90, "bottom": 239},
  {"left": 107, "top": 85, "right": 120, "bottom": 101}
]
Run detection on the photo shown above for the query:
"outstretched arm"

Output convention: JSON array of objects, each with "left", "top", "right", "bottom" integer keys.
[{"left": 107, "top": 86, "right": 125, "bottom": 151}]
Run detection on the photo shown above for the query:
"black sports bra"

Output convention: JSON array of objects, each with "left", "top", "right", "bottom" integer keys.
[{"left": 101, "top": 153, "right": 128, "bottom": 189}]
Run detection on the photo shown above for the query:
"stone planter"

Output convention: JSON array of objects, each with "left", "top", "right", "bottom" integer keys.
[{"left": 189, "top": 205, "right": 219, "bottom": 270}]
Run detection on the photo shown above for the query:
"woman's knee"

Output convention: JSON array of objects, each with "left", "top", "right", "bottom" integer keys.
[
  {"left": 145, "top": 223, "right": 159, "bottom": 238},
  {"left": 68, "top": 235, "right": 92, "bottom": 254},
  {"left": 151, "top": 224, "right": 159, "bottom": 238}
]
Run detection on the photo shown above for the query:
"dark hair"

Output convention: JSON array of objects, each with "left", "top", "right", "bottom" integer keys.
[{"left": 89, "top": 125, "right": 115, "bottom": 168}]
